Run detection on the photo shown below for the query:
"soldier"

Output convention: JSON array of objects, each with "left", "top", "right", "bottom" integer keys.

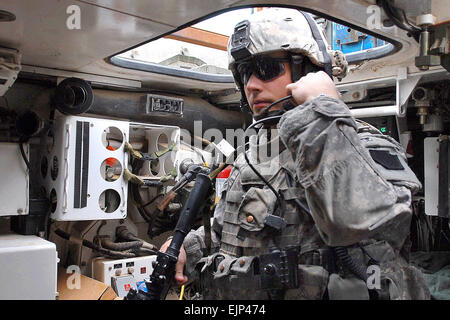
[{"left": 161, "top": 8, "right": 430, "bottom": 300}]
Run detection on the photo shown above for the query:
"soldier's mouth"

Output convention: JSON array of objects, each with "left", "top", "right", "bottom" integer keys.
[{"left": 252, "top": 100, "right": 272, "bottom": 111}]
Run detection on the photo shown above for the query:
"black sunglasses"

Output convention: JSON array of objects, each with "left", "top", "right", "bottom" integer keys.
[{"left": 236, "top": 55, "right": 291, "bottom": 85}]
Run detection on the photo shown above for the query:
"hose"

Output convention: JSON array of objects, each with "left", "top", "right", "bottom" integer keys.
[
  {"left": 333, "top": 246, "right": 368, "bottom": 281},
  {"left": 116, "top": 226, "right": 158, "bottom": 251},
  {"left": 134, "top": 248, "right": 158, "bottom": 256},
  {"left": 19, "top": 141, "right": 31, "bottom": 172},
  {"left": 54, "top": 228, "right": 135, "bottom": 259},
  {"left": 98, "top": 237, "right": 157, "bottom": 256},
  {"left": 377, "top": 0, "right": 421, "bottom": 41},
  {"left": 130, "top": 158, "right": 153, "bottom": 223},
  {"left": 97, "top": 236, "right": 143, "bottom": 251}
]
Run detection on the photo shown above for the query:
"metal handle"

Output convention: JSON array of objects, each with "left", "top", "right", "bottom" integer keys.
[{"left": 62, "top": 124, "right": 71, "bottom": 213}]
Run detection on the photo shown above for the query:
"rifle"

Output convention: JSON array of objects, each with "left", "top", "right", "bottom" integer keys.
[{"left": 125, "top": 172, "right": 212, "bottom": 300}]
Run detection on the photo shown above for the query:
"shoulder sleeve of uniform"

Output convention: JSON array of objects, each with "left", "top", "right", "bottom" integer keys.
[
  {"left": 277, "top": 95, "right": 358, "bottom": 189},
  {"left": 277, "top": 95, "right": 417, "bottom": 247},
  {"left": 358, "top": 130, "right": 422, "bottom": 194}
]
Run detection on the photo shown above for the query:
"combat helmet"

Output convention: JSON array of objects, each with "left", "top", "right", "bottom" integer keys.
[{"left": 227, "top": 8, "right": 348, "bottom": 114}]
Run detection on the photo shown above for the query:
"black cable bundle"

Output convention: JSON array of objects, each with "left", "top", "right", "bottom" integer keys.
[{"left": 376, "top": 0, "right": 421, "bottom": 41}]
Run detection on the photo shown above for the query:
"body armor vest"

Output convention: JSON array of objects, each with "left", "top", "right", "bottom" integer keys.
[
  {"left": 197, "top": 123, "right": 430, "bottom": 300},
  {"left": 199, "top": 133, "right": 331, "bottom": 299}
]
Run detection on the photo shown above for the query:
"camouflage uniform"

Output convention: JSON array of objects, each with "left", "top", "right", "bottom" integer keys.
[{"left": 182, "top": 95, "right": 430, "bottom": 300}]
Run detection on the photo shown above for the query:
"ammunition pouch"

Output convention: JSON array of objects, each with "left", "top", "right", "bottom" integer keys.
[
  {"left": 196, "top": 246, "right": 305, "bottom": 299},
  {"left": 196, "top": 242, "right": 401, "bottom": 300},
  {"left": 258, "top": 246, "right": 300, "bottom": 294}
]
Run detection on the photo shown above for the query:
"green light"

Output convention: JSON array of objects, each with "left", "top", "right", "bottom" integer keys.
[{"left": 380, "top": 127, "right": 387, "bottom": 133}]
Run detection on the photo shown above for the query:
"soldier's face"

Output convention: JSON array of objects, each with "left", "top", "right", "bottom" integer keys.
[{"left": 243, "top": 53, "right": 292, "bottom": 117}]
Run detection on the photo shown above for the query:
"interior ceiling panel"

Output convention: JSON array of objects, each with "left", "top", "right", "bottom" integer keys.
[
  {"left": 2, "top": 0, "right": 444, "bottom": 90},
  {"left": 0, "top": 0, "right": 412, "bottom": 72},
  {"left": 0, "top": 0, "right": 177, "bottom": 69},
  {"left": 76, "top": 0, "right": 243, "bottom": 27}
]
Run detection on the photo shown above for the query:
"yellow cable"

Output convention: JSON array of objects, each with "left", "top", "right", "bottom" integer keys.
[{"left": 179, "top": 285, "right": 185, "bottom": 300}]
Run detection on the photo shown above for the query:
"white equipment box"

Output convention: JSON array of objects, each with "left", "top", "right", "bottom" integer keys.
[
  {"left": 41, "top": 114, "right": 129, "bottom": 221},
  {"left": 424, "top": 137, "right": 450, "bottom": 217},
  {"left": 0, "top": 234, "right": 58, "bottom": 300},
  {"left": 92, "top": 255, "right": 157, "bottom": 297},
  {"left": 0, "top": 143, "right": 29, "bottom": 216}
]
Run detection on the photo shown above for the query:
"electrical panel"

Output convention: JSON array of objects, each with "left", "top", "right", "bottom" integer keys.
[
  {"left": 0, "top": 143, "right": 29, "bottom": 216},
  {"left": 111, "top": 274, "right": 138, "bottom": 298},
  {"left": 40, "top": 113, "right": 129, "bottom": 221},
  {"left": 363, "top": 116, "right": 400, "bottom": 141},
  {"left": 92, "top": 255, "right": 157, "bottom": 297}
]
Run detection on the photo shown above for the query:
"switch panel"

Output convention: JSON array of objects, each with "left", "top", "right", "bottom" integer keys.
[
  {"left": 92, "top": 255, "right": 157, "bottom": 289},
  {"left": 111, "top": 275, "right": 137, "bottom": 298}
]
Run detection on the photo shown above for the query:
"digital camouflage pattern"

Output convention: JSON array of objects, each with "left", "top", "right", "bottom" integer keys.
[
  {"left": 183, "top": 95, "right": 430, "bottom": 300},
  {"left": 278, "top": 95, "right": 420, "bottom": 248},
  {"left": 227, "top": 8, "right": 348, "bottom": 79},
  {"left": 228, "top": 8, "right": 325, "bottom": 70}
]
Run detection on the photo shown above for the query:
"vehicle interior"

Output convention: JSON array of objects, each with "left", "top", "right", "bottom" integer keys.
[{"left": 0, "top": 0, "right": 448, "bottom": 300}]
